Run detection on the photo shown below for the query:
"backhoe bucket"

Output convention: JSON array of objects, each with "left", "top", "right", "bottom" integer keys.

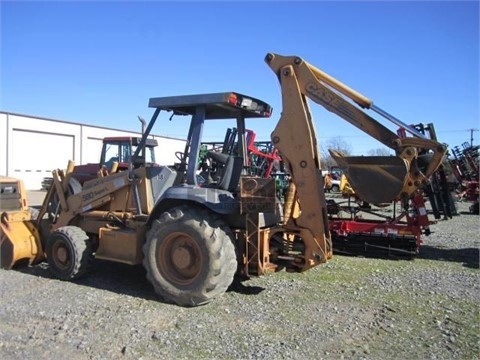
[{"left": 329, "top": 150, "right": 409, "bottom": 205}]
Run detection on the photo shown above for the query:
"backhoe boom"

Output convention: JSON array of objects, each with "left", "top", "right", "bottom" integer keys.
[{"left": 265, "top": 53, "right": 447, "bottom": 206}]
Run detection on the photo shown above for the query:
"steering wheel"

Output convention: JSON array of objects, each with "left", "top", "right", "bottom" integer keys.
[{"left": 175, "top": 151, "right": 185, "bottom": 162}]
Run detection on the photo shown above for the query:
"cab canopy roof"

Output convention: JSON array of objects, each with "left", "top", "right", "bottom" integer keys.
[
  {"left": 102, "top": 137, "right": 158, "bottom": 147},
  {"left": 148, "top": 92, "right": 272, "bottom": 120}
]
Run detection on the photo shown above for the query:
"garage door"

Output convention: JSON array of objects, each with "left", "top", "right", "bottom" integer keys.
[
  {"left": 84, "top": 137, "right": 103, "bottom": 164},
  {"left": 11, "top": 129, "right": 74, "bottom": 190}
]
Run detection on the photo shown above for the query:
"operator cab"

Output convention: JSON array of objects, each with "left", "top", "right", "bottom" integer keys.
[
  {"left": 148, "top": 92, "right": 273, "bottom": 190},
  {"left": 102, "top": 137, "right": 158, "bottom": 169}
]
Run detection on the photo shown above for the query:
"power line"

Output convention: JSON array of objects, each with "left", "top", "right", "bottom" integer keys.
[{"left": 436, "top": 129, "right": 478, "bottom": 133}]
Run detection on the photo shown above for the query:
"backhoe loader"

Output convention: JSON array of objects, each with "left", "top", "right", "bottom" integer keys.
[{"left": 0, "top": 53, "right": 446, "bottom": 307}]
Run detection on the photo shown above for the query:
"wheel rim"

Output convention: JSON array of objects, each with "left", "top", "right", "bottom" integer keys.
[
  {"left": 51, "top": 240, "right": 71, "bottom": 270},
  {"left": 158, "top": 232, "right": 202, "bottom": 285}
]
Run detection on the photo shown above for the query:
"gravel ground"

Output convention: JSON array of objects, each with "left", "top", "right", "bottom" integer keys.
[{"left": 0, "top": 194, "right": 478, "bottom": 360}]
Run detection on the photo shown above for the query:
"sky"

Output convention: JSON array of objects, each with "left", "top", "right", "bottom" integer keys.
[{"left": 1, "top": 0, "right": 479, "bottom": 155}]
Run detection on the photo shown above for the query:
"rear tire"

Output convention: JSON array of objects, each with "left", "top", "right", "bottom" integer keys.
[
  {"left": 143, "top": 205, "right": 237, "bottom": 307},
  {"left": 46, "top": 226, "right": 93, "bottom": 280}
]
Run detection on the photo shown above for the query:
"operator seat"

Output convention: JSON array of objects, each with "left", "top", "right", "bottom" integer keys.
[{"left": 206, "top": 151, "right": 243, "bottom": 192}]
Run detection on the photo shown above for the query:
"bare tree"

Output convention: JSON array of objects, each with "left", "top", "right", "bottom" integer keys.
[
  {"left": 367, "top": 147, "right": 393, "bottom": 156},
  {"left": 320, "top": 136, "right": 353, "bottom": 170}
]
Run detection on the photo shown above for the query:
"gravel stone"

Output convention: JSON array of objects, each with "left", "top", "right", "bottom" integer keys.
[{"left": 0, "top": 198, "right": 478, "bottom": 359}]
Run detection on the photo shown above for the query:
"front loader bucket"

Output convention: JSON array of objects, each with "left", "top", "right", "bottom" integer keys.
[
  {"left": 0, "top": 211, "right": 43, "bottom": 269},
  {"left": 329, "top": 150, "right": 409, "bottom": 205}
]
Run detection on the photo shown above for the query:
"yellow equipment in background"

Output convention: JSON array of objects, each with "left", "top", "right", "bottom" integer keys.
[
  {"left": 340, "top": 174, "right": 355, "bottom": 197},
  {"left": 0, "top": 176, "right": 43, "bottom": 269}
]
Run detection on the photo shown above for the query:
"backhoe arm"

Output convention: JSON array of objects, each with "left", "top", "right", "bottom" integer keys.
[
  {"left": 265, "top": 55, "right": 333, "bottom": 270},
  {"left": 265, "top": 53, "right": 447, "bottom": 206}
]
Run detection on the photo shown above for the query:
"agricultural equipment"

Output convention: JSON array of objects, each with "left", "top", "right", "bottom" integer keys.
[
  {"left": 326, "top": 189, "right": 433, "bottom": 257},
  {"left": 449, "top": 142, "right": 479, "bottom": 214},
  {"left": 398, "top": 122, "right": 457, "bottom": 219},
  {"left": 72, "top": 135, "right": 158, "bottom": 184},
  {"left": 325, "top": 123, "right": 450, "bottom": 257},
  {"left": 200, "top": 128, "right": 282, "bottom": 177},
  {"left": 1, "top": 53, "right": 447, "bottom": 307},
  {"left": 41, "top": 115, "right": 158, "bottom": 189},
  {"left": 199, "top": 127, "right": 287, "bottom": 198}
]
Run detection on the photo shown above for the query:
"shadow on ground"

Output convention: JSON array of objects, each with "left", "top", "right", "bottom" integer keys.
[
  {"left": 15, "top": 260, "right": 158, "bottom": 300},
  {"left": 228, "top": 277, "right": 265, "bottom": 295},
  {"left": 333, "top": 245, "right": 479, "bottom": 269},
  {"left": 14, "top": 259, "right": 265, "bottom": 302},
  {"left": 418, "top": 246, "right": 479, "bottom": 269}
]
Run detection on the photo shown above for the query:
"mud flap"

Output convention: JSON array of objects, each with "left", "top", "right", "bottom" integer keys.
[{"left": 329, "top": 150, "right": 409, "bottom": 205}]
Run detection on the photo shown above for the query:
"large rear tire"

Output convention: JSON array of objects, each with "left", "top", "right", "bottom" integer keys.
[
  {"left": 143, "top": 205, "right": 237, "bottom": 307},
  {"left": 46, "top": 226, "right": 93, "bottom": 280}
]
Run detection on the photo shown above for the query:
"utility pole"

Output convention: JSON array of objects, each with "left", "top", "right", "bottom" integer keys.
[{"left": 469, "top": 128, "right": 479, "bottom": 147}]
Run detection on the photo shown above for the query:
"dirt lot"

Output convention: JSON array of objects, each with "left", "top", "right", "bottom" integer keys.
[{"left": 0, "top": 192, "right": 478, "bottom": 359}]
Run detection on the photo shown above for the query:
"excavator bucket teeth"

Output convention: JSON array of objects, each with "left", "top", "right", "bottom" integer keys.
[{"left": 329, "top": 150, "right": 409, "bottom": 205}]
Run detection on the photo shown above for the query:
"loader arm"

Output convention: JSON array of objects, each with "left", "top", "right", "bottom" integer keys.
[{"left": 265, "top": 53, "right": 447, "bottom": 206}]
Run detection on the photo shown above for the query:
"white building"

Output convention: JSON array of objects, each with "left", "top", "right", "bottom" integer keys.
[{"left": 0, "top": 111, "right": 186, "bottom": 189}]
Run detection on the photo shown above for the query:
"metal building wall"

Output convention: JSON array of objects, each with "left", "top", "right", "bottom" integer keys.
[
  {"left": 0, "top": 113, "right": 8, "bottom": 176},
  {"left": 0, "top": 111, "right": 186, "bottom": 189}
]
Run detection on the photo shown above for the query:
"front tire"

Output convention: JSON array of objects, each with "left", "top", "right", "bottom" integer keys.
[
  {"left": 143, "top": 205, "right": 237, "bottom": 307},
  {"left": 46, "top": 226, "right": 93, "bottom": 280}
]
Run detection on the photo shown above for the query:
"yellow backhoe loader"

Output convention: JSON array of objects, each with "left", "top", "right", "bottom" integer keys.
[{"left": 0, "top": 53, "right": 446, "bottom": 307}]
